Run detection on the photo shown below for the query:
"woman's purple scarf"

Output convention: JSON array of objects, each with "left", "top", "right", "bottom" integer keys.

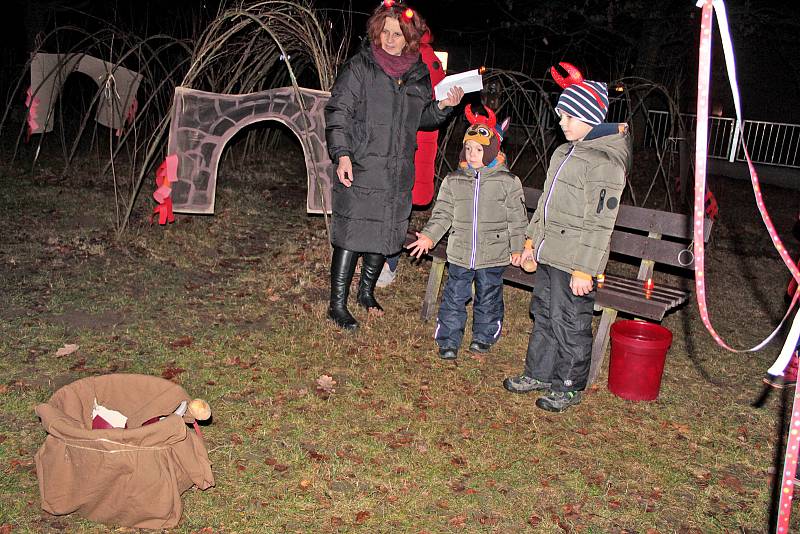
[{"left": 371, "top": 43, "right": 418, "bottom": 78}]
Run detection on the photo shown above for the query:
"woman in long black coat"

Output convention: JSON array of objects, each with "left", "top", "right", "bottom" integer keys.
[{"left": 324, "top": 2, "right": 463, "bottom": 331}]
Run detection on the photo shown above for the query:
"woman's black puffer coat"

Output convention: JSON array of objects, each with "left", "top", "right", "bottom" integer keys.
[{"left": 325, "top": 40, "right": 451, "bottom": 255}]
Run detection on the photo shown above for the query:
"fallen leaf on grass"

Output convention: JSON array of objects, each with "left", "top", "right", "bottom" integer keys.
[
  {"left": 528, "top": 515, "right": 542, "bottom": 526},
  {"left": 330, "top": 517, "right": 343, "bottom": 526},
  {"left": 563, "top": 503, "right": 582, "bottom": 519},
  {"left": 554, "top": 514, "right": 571, "bottom": 532},
  {"left": 224, "top": 356, "right": 255, "bottom": 369},
  {"left": 315, "top": 375, "right": 336, "bottom": 397},
  {"left": 737, "top": 425, "right": 748, "bottom": 442},
  {"left": 0, "top": 525, "right": 13, "bottom": 534},
  {"left": 355, "top": 511, "right": 371, "bottom": 524},
  {"left": 55, "top": 343, "right": 79, "bottom": 357},
  {"left": 720, "top": 474, "right": 746, "bottom": 494},
  {"left": 169, "top": 336, "right": 193, "bottom": 348},
  {"left": 301, "top": 444, "right": 330, "bottom": 462},
  {"left": 299, "top": 479, "right": 312, "bottom": 490},
  {"left": 162, "top": 366, "right": 186, "bottom": 380},
  {"left": 450, "top": 480, "right": 466, "bottom": 493},
  {"left": 69, "top": 358, "right": 87, "bottom": 371},
  {"left": 447, "top": 514, "right": 467, "bottom": 527},
  {"left": 9, "top": 458, "right": 34, "bottom": 470},
  {"left": 663, "top": 421, "right": 690, "bottom": 434},
  {"left": 477, "top": 514, "right": 499, "bottom": 525},
  {"left": 0, "top": 385, "right": 7, "bottom": 395}
]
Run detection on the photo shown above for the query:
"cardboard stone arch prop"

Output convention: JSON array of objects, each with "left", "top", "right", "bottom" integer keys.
[
  {"left": 167, "top": 86, "right": 334, "bottom": 215},
  {"left": 29, "top": 53, "right": 142, "bottom": 133}
]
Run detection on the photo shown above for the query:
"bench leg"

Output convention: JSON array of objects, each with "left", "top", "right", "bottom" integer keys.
[
  {"left": 587, "top": 307, "right": 617, "bottom": 386},
  {"left": 420, "top": 256, "right": 446, "bottom": 322}
]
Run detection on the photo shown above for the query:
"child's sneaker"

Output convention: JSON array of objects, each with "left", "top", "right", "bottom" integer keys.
[
  {"left": 438, "top": 347, "right": 458, "bottom": 360},
  {"left": 764, "top": 351, "right": 799, "bottom": 389},
  {"left": 376, "top": 263, "right": 397, "bottom": 288},
  {"left": 535, "top": 390, "right": 582, "bottom": 412},
  {"left": 468, "top": 340, "right": 491, "bottom": 353},
  {"left": 503, "top": 374, "right": 551, "bottom": 394}
]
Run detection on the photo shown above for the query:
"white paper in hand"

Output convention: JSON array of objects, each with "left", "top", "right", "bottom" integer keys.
[{"left": 434, "top": 69, "right": 484, "bottom": 101}]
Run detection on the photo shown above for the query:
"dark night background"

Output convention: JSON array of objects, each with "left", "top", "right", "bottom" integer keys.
[{"left": 1, "top": 0, "right": 798, "bottom": 122}]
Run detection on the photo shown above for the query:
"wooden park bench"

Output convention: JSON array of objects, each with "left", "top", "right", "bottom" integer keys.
[{"left": 405, "top": 186, "right": 714, "bottom": 385}]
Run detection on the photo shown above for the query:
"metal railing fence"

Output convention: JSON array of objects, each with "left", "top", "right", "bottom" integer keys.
[
  {"left": 647, "top": 110, "right": 800, "bottom": 168},
  {"left": 502, "top": 88, "right": 800, "bottom": 168}
]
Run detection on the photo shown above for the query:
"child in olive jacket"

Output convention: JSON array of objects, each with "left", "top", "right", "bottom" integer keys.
[
  {"left": 503, "top": 63, "right": 632, "bottom": 412},
  {"left": 408, "top": 106, "right": 528, "bottom": 359}
]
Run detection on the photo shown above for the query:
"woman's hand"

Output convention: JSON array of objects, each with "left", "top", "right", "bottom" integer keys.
[
  {"left": 337, "top": 155, "right": 353, "bottom": 187},
  {"left": 438, "top": 86, "right": 465, "bottom": 109},
  {"left": 406, "top": 232, "right": 434, "bottom": 259},
  {"left": 510, "top": 253, "right": 522, "bottom": 267}
]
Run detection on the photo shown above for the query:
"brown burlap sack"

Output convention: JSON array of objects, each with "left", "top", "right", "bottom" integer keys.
[{"left": 34, "top": 374, "right": 214, "bottom": 529}]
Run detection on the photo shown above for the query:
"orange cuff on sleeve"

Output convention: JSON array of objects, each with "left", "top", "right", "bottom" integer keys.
[{"left": 572, "top": 270, "right": 593, "bottom": 281}]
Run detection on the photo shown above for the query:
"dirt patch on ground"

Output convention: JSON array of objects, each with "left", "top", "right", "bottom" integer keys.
[{"left": 45, "top": 310, "right": 129, "bottom": 332}]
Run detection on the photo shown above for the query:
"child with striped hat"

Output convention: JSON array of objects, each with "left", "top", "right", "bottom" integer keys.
[{"left": 503, "top": 63, "right": 632, "bottom": 412}]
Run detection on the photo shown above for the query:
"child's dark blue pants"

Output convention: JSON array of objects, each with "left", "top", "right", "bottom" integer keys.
[{"left": 435, "top": 263, "right": 505, "bottom": 350}]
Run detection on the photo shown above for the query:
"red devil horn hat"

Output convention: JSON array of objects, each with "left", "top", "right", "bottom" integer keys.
[
  {"left": 464, "top": 104, "right": 497, "bottom": 128},
  {"left": 550, "top": 62, "right": 607, "bottom": 111},
  {"left": 550, "top": 62, "right": 584, "bottom": 89}
]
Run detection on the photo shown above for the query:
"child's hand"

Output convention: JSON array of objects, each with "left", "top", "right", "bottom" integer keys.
[
  {"left": 406, "top": 232, "right": 434, "bottom": 259},
  {"left": 570, "top": 274, "right": 593, "bottom": 296},
  {"left": 520, "top": 248, "right": 537, "bottom": 272},
  {"left": 510, "top": 253, "right": 522, "bottom": 267}
]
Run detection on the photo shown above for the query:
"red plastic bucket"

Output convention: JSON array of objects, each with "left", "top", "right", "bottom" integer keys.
[{"left": 608, "top": 320, "right": 673, "bottom": 401}]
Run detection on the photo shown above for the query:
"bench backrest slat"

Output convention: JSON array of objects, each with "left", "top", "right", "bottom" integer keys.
[
  {"left": 522, "top": 186, "right": 712, "bottom": 273},
  {"left": 609, "top": 231, "right": 696, "bottom": 271},
  {"left": 614, "top": 204, "right": 712, "bottom": 243}
]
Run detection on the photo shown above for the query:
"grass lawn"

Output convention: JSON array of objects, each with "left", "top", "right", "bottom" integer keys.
[{"left": 0, "top": 143, "right": 797, "bottom": 533}]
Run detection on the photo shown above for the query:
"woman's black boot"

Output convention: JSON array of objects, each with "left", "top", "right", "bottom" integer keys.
[
  {"left": 357, "top": 253, "right": 385, "bottom": 312},
  {"left": 327, "top": 247, "right": 359, "bottom": 330}
]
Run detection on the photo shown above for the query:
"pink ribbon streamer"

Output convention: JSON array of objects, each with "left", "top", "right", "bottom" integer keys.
[
  {"left": 693, "top": 0, "right": 800, "bottom": 354},
  {"left": 151, "top": 154, "right": 179, "bottom": 225},
  {"left": 24, "top": 87, "right": 40, "bottom": 139},
  {"left": 116, "top": 97, "right": 138, "bottom": 137},
  {"left": 693, "top": 2, "right": 800, "bottom": 529}
]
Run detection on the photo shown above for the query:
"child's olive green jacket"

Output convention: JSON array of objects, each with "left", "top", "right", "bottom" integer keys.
[
  {"left": 527, "top": 124, "right": 632, "bottom": 277},
  {"left": 421, "top": 157, "right": 528, "bottom": 270}
]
